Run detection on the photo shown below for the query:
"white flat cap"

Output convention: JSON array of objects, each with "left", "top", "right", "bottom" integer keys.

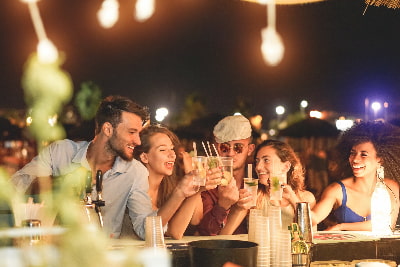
[{"left": 213, "top": 115, "right": 252, "bottom": 143}]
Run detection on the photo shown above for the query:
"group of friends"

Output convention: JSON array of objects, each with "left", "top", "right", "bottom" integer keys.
[{"left": 10, "top": 95, "right": 400, "bottom": 240}]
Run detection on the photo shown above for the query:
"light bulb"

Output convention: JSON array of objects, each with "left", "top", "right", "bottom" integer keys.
[
  {"left": 261, "top": 26, "right": 284, "bottom": 66},
  {"left": 134, "top": 0, "right": 155, "bottom": 22},
  {"left": 97, "top": 0, "right": 119, "bottom": 28},
  {"left": 20, "top": 0, "right": 40, "bottom": 3},
  {"left": 37, "top": 38, "right": 58, "bottom": 64}
]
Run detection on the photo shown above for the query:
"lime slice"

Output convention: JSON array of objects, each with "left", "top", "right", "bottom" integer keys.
[
  {"left": 223, "top": 171, "right": 232, "bottom": 182},
  {"left": 220, "top": 178, "right": 228, "bottom": 186},
  {"left": 199, "top": 169, "right": 206, "bottom": 178}
]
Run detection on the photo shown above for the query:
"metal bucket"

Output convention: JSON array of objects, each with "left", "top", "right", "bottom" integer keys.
[{"left": 189, "top": 239, "right": 258, "bottom": 267}]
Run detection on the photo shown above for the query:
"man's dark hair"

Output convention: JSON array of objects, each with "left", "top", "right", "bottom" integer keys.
[{"left": 95, "top": 95, "right": 149, "bottom": 134}]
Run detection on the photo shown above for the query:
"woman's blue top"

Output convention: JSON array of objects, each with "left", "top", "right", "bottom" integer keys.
[{"left": 333, "top": 181, "right": 371, "bottom": 223}]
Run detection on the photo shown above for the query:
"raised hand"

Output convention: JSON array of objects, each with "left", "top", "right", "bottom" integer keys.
[
  {"left": 236, "top": 188, "right": 254, "bottom": 210},
  {"left": 217, "top": 177, "right": 239, "bottom": 210}
]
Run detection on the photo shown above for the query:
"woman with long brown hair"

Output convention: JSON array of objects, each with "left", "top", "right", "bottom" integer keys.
[
  {"left": 134, "top": 124, "right": 220, "bottom": 239},
  {"left": 220, "top": 139, "right": 315, "bottom": 234}
]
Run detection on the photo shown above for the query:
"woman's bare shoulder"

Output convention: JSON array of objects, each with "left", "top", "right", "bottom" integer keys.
[
  {"left": 299, "top": 190, "right": 316, "bottom": 204},
  {"left": 319, "top": 180, "right": 345, "bottom": 199}
]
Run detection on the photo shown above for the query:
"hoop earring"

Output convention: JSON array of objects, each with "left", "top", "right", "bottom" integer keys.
[{"left": 377, "top": 165, "right": 384, "bottom": 180}]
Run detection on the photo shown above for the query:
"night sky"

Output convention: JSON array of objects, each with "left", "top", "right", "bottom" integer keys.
[{"left": 1, "top": 0, "right": 400, "bottom": 123}]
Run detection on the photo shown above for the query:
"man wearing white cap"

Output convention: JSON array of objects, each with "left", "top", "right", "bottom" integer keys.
[{"left": 197, "top": 115, "right": 255, "bottom": 235}]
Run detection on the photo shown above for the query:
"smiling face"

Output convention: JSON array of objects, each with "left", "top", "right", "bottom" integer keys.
[
  {"left": 349, "top": 141, "right": 381, "bottom": 179},
  {"left": 140, "top": 132, "right": 176, "bottom": 177},
  {"left": 254, "top": 145, "right": 290, "bottom": 186},
  {"left": 107, "top": 111, "right": 143, "bottom": 161}
]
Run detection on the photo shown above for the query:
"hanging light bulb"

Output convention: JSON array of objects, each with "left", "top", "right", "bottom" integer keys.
[
  {"left": 134, "top": 0, "right": 155, "bottom": 22},
  {"left": 242, "top": 0, "right": 327, "bottom": 4},
  {"left": 20, "top": 0, "right": 40, "bottom": 3},
  {"left": 97, "top": 0, "right": 120, "bottom": 28},
  {"left": 37, "top": 38, "right": 59, "bottom": 64},
  {"left": 21, "top": 0, "right": 59, "bottom": 64},
  {"left": 261, "top": 27, "right": 284, "bottom": 66},
  {"left": 260, "top": 0, "right": 284, "bottom": 66}
]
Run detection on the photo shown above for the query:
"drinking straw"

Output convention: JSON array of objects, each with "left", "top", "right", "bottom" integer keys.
[
  {"left": 193, "top": 141, "right": 197, "bottom": 157},
  {"left": 207, "top": 141, "right": 213, "bottom": 156},
  {"left": 248, "top": 164, "right": 252, "bottom": 179},
  {"left": 202, "top": 141, "right": 210, "bottom": 157},
  {"left": 212, "top": 144, "right": 220, "bottom": 157},
  {"left": 212, "top": 143, "right": 224, "bottom": 167}
]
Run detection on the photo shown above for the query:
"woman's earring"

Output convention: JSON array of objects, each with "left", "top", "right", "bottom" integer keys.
[{"left": 377, "top": 165, "right": 384, "bottom": 180}]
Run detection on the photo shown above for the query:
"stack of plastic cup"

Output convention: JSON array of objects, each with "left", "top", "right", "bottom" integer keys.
[
  {"left": 145, "top": 216, "right": 165, "bottom": 248},
  {"left": 248, "top": 209, "right": 270, "bottom": 267},
  {"left": 267, "top": 205, "right": 282, "bottom": 229},
  {"left": 267, "top": 205, "right": 283, "bottom": 267},
  {"left": 248, "top": 209, "right": 263, "bottom": 242},
  {"left": 276, "top": 229, "right": 292, "bottom": 267}
]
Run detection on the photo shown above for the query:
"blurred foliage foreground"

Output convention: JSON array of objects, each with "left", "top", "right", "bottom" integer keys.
[
  {"left": 0, "top": 168, "right": 151, "bottom": 267},
  {"left": 0, "top": 53, "right": 167, "bottom": 267}
]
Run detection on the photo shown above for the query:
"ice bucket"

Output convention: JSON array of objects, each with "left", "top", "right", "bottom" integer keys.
[{"left": 188, "top": 239, "right": 258, "bottom": 267}]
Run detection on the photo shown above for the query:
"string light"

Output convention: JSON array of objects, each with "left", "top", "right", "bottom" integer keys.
[
  {"left": 37, "top": 38, "right": 59, "bottom": 64},
  {"left": 21, "top": 0, "right": 59, "bottom": 64},
  {"left": 97, "top": 0, "right": 120, "bottom": 28},
  {"left": 243, "top": 0, "right": 326, "bottom": 4},
  {"left": 260, "top": 0, "right": 284, "bottom": 66},
  {"left": 134, "top": 0, "right": 155, "bottom": 22}
]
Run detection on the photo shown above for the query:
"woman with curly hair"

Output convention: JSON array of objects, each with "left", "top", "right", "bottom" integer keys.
[
  {"left": 312, "top": 121, "right": 400, "bottom": 231},
  {"left": 220, "top": 139, "right": 315, "bottom": 234},
  {"left": 133, "top": 124, "right": 221, "bottom": 239}
]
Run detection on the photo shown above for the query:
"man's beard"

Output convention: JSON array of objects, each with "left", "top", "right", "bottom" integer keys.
[{"left": 107, "top": 134, "right": 134, "bottom": 162}]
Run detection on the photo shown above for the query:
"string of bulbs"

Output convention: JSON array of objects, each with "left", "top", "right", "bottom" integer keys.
[{"left": 21, "top": 0, "right": 283, "bottom": 67}]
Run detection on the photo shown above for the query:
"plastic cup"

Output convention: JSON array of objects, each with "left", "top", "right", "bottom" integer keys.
[
  {"left": 270, "top": 173, "right": 287, "bottom": 201},
  {"left": 218, "top": 157, "right": 233, "bottom": 186},
  {"left": 192, "top": 156, "right": 207, "bottom": 187},
  {"left": 244, "top": 178, "right": 258, "bottom": 207},
  {"left": 145, "top": 216, "right": 165, "bottom": 248}
]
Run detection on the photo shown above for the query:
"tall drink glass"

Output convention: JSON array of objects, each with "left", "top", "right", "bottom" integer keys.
[
  {"left": 244, "top": 178, "right": 258, "bottom": 207},
  {"left": 219, "top": 157, "right": 233, "bottom": 186},
  {"left": 207, "top": 156, "right": 233, "bottom": 186},
  {"left": 270, "top": 173, "right": 286, "bottom": 201},
  {"left": 192, "top": 156, "right": 207, "bottom": 187}
]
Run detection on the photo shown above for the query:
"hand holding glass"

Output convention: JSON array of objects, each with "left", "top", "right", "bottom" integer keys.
[{"left": 208, "top": 156, "right": 233, "bottom": 186}]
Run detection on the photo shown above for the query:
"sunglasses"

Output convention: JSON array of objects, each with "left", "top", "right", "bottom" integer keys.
[{"left": 219, "top": 143, "right": 246, "bottom": 154}]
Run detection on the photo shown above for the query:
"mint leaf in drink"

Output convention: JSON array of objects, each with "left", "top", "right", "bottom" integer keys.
[{"left": 271, "top": 177, "right": 280, "bottom": 191}]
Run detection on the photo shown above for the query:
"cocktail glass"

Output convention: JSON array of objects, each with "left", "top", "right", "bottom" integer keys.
[
  {"left": 244, "top": 178, "right": 258, "bottom": 207},
  {"left": 192, "top": 156, "right": 207, "bottom": 187},
  {"left": 207, "top": 156, "right": 233, "bottom": 186},
  {"left": 270, "top": 173, "right": 287, "bottom": 201}
]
